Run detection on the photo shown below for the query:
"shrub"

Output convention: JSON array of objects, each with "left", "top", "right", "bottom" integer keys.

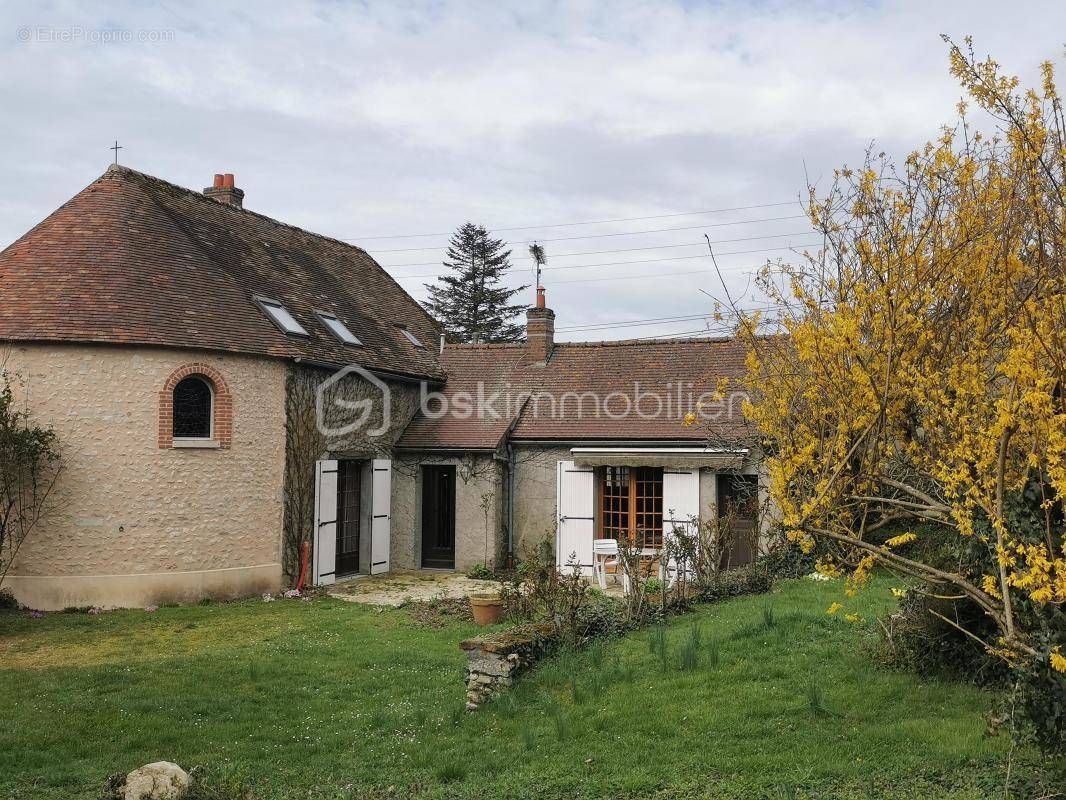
[
  {"left": 643, "top": 578, "right": 665, "bottom": 597},
  {"left": 499, "top": 541, "right": 588, "bottom": 641},
  {"left": 694, "top": 563, "right": 773, "bottom": 603},
  {"left": 466, "top": 563, "right": 495, "bottom": 580},
  {"left": 0, "top": 589, "right": 20, "bottom": 611},
  {"left": 0, "top": 370, "right": 63, "bottom": 594},
  {"left": 572, "top": 592, "right": 628, "bottom": 640}
]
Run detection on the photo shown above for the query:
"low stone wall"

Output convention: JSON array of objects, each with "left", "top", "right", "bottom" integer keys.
[{"left": 460, "top": 623, "right": 558, "bottom": 709}]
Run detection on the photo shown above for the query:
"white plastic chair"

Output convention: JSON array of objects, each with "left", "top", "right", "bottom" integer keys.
[{"left": 591, "top": 538, "right": 620, "bottom": 591}]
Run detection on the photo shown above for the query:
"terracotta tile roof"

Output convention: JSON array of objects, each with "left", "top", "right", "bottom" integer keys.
[
  {"left": 397, "top": 336, "right": 751, "bottom": 449},
  {"left": 0, "top": 165, "right": 444, "bottom": 380},
  {"left": 398, "top": 344, "right": 528, "bottom": 450}
]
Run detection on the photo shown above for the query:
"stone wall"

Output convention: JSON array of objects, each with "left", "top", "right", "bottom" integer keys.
[
  {"left": 460, "top": 623, "right": 559, "bottom": 709},
  {"left": 3, "top": 343, "right": 287, "bottom": 609},
  {"left": 281, "top": 365, "right": 423, "bottom": 578},
  {"left": 391, "top": 453, "right": 505, "bottom": 571}
]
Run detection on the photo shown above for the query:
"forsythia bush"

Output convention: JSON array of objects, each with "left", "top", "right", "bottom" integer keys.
[{"left": 735, "top": 39, "right": 1065, "bottom": 750}]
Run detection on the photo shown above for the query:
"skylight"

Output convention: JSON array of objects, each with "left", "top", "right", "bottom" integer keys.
[
  {"left": 399, "top": 327, "right": 425, "bottom": 348},
  {"left": 317, "top": 311, "right": 362, "bottom": 346},
  {"left": 256, "top": 297, "right": 308, "bottom": 336}
]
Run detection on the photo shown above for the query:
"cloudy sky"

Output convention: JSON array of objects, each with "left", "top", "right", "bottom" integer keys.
[{"left": 2, "top": 1, "right": 1063, "bottom": 340}]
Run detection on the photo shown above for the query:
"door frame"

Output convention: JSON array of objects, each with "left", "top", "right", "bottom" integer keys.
[
  {"left": 334, "top": 459, "right": 364, "bottom": 578},
  {"left": 420, "top": 464, "right": 456, "bottom": 569}
]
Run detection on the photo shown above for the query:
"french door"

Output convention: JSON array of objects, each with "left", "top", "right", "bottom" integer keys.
[{"left": 597, "top": 466, "right": 664, "bottom": 547}]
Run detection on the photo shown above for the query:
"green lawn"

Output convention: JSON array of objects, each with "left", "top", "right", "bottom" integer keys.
[{"left": 0, "top": 577, "right": 1035, "bottom": 799}]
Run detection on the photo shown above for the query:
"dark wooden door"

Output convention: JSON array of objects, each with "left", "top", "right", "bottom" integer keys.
[
  {"left": 336, "top": 460, "right": 362, "bottom": 577},
  {"left": 717, "top": 473, "right": 759, "bottom": 569},
  {"left": 421, "top": 465, "right": 455, "bottom": 569}
]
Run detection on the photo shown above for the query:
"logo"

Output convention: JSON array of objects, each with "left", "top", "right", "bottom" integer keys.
[{"left": 315, "top": 364, "right": 391, "bottom": 438}]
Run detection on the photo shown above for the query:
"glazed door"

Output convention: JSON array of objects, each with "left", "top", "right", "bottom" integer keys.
[
  {"left": 421, "top": 465, "right": 456, "bottom": 569},
  {"left": 335, "top": 459, "right": 362, "bottom": 578}
]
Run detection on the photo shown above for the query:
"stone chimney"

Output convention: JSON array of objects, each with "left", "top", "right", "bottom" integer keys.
[
  {"left": 204, "top": 173, "right": 244, "bottom": 208},
  {"left": 524, "top": 286, "right": 555, "bottom": 365}
]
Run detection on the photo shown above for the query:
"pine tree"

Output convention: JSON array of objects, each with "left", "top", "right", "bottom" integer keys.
[{"left": 423, "top": 223, "right": 529, "bottom": 343}]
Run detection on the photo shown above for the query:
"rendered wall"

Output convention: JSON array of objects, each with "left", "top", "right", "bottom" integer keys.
[{"left": 391, "top": 453, "right": 505, "bottom": 571}]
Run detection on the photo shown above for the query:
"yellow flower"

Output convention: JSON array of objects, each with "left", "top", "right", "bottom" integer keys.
[
  {"left": 890, "top": 587, "right": 907, "bottom": 599},
  {"left": 1051, "top": 647, "right": 1066, "bottom": 674},
  {"left": 981, "top": 575, "right": 1002, "bottom": 600},
  {"left": 682, "top": 411, "right": 697, "bottom": 427},
  {"left": 844, "top": 613, "right": 863, "bottom": 624},
  {"left": 885, "top": 532, "right": 917, "bottom": 548},
  {"left": 826, "top": 602, "right": 843, "bottom": 615}
]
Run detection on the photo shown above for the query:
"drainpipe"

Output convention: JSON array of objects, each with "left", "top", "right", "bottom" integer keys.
[
  {"left": 495, "top": 397, "right": 530, "bottom": 570},
  {"left": 506, "top": 442, "right": 516, "bottom": 568}
]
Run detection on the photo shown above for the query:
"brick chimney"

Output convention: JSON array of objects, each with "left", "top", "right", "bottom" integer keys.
[
  {"left": 204, "top": 173, "right": 244, "bottom": 208},
  {"left": 524, "top": 286, "right": 555, "bottom": 365}
]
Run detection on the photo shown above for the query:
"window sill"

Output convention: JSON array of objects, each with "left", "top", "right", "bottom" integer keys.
[{"left": 172, "top": 438, "right": 221, "bottom": 449}]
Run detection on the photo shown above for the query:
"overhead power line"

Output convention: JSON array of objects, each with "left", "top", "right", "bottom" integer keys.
[
  {"left": 379, "top": 230, "right": 817, "bottom": 268},
  {"left": 389, "top": 241, "right": 820, "bottom": 281},
  {"left": 557, "top": 313, "right": 714, "bottom": 332},
  {"left": 555, "top": 303, "right": 795, "bottom": 333},
  {"left": 365, "top": 214, "right": 809, "bottom": 253},
  {"left": 347, "top": 200, "right": 801, "bottom": 240},
  {"left": 631, "top": 325, "right": 737, "bottom": 341}
]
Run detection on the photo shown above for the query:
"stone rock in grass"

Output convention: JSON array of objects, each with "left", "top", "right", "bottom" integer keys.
[{"left": 123, "top": 762, "right": 190, "bottom": 800}]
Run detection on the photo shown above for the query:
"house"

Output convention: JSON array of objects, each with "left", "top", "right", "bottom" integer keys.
[{"left": 0, "top": 166, "right": 765, "bottom": 610}]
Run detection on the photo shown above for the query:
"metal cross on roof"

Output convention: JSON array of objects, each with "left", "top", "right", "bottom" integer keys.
[{"left": 110, "top": 140, "right": 122, "bottom": 165}]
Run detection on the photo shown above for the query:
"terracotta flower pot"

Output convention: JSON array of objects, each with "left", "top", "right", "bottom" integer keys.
[{"left": 469, "top": 592, "right": 504, "bottom": 626}]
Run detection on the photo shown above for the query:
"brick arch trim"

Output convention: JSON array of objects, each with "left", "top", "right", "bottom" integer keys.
[{"left": 158, "top": 363, "right": 233, "bottom": 449}]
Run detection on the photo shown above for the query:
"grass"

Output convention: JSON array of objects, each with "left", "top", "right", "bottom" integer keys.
[{"left": 0, "top": 577, "right": 1038, "bottom": 799}]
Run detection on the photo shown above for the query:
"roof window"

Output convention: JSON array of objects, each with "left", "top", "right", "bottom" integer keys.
[
  {"left": 317, "top": 311, "right": 362, "bottom": 346},
  {"left": 399, "top": 326, "right": 425, "bottom": 349},
  {"left": 255, "top": 297, "right": 309, "bottom": 336}
]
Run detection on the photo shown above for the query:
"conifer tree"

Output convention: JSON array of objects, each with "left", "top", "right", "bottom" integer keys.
[{"left": 423, "top": 223, "right": 529, "bottom": 343}]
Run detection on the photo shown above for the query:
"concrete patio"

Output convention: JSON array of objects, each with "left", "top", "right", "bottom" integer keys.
[
  {"left": 326, "top": 569, "right": 502, "bottom": 607},
  {"left": 326, "top": 568, "right": 627, "bottom": 606}
]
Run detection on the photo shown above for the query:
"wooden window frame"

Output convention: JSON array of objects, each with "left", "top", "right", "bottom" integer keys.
[{"left": 594, "top": 466, "right": 664, "bottom": 548}]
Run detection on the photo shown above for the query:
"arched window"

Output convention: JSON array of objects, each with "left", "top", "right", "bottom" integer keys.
[
  {"left": 159, "top": 363, "right": 232, "bottom": 449},
  {"left": 172, "top": 376, "right": 213, "bottom": 440}
]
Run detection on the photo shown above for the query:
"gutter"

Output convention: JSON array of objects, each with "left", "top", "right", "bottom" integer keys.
[
  {"left": 291, "top": 356, "right": 445, "bottom": 387},
  {"left": 508, "top": 438, "right": 726, "bottom": 448}
]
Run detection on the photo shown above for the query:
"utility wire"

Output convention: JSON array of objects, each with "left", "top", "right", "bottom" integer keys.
[
  {"left": 366, "top": 214, "right": 808, "bottom": 253},
  {"left": 557, "top": 313, "right": 714, "bottom": 332},
  {"left": 379, "top": 230, "right": 817, "bottom": 268},
  {"left": 347, "top": 201, "right": 801, "bottom": 240},
  {"left": 556, "top": 303, "right": 794, "bottom": 332},
  {"left": 390, "top": 241, "right": 819, "bottom": 281}
]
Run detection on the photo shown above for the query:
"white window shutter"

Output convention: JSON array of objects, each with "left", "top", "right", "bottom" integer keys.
[
  {"left": 662, "top": 468, "right": 700, "bottom": 584},
  {"left": 556, "top": 460, "right": 595, "bottom": 574},
  {"left": 663, "top": 468, "right": 700, "bottom": 535},
  {"left": 370, "top": 458, "right": 392, "bottom": 575},
  {"left": 313, "top": 459, "right": 339, "bottom": 586}
]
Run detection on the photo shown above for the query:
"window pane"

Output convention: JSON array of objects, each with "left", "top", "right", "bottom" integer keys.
[
  {"left": 173, "top": 377, "right": 212, "bottom": 439},
  {"left": 399, "top": 327, "right": 425, "bottom": 348},
  {"left": 261, "top": 300, "right": 308, "bottom": 335},
  {"left": 599, "top": 466, "right": 663, "bottom": 547},
  {"left": 320, "top": 313, "right": 361, "bottom": 345}
]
